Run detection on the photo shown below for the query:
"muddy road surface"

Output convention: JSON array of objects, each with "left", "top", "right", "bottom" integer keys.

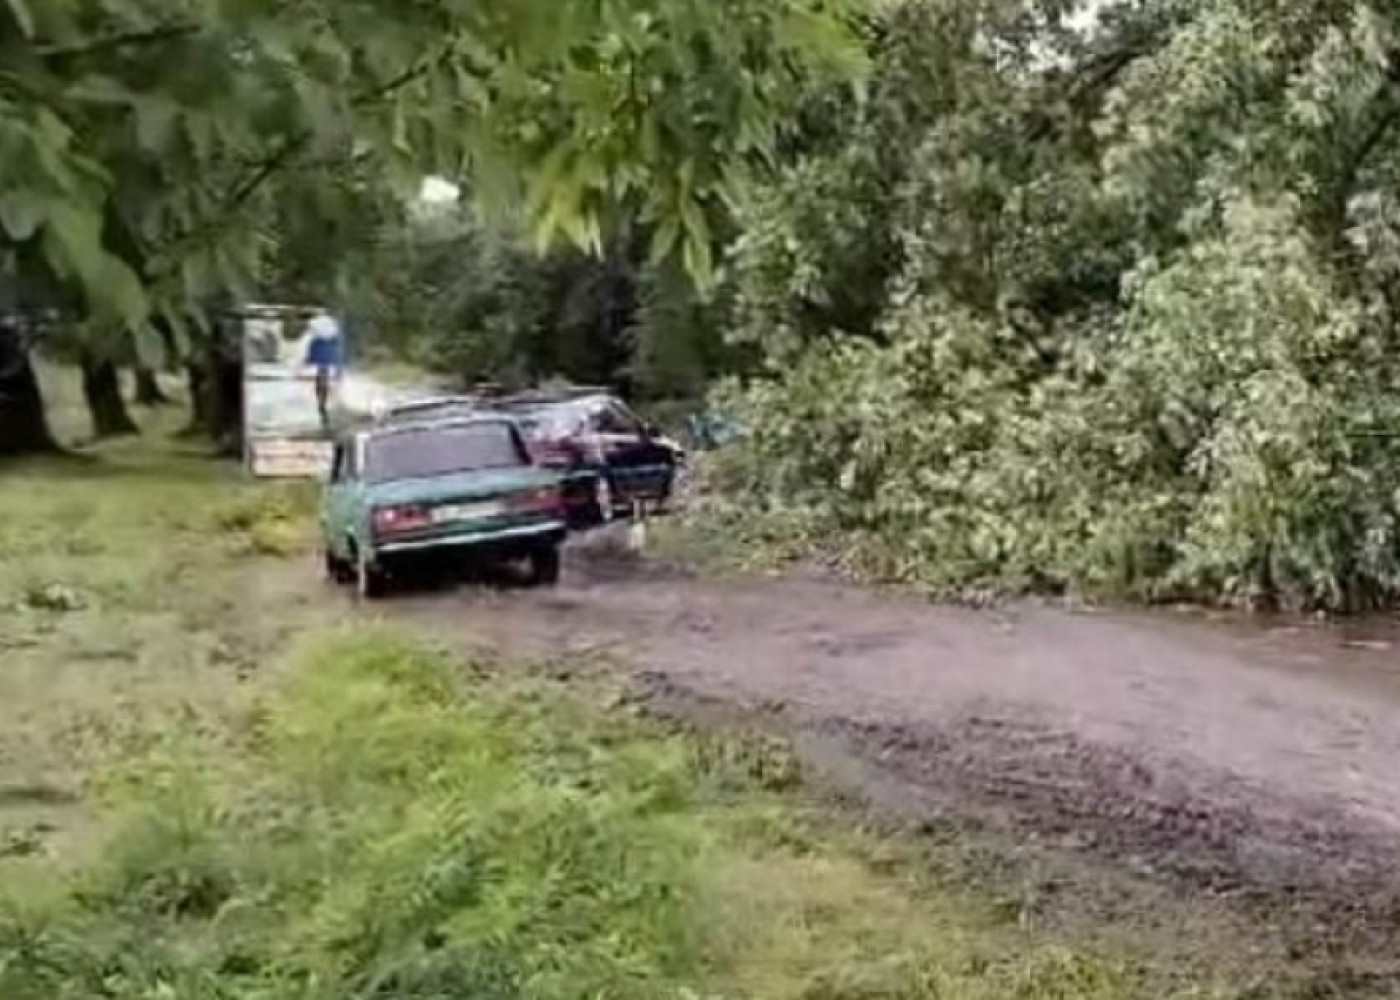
[{"left": 383, "top": 536, "right": 1400, "bottom": 991}]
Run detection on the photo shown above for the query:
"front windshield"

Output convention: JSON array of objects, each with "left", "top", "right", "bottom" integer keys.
[{"left": 364, "top": 422, "right": 528, "bottom": 482}]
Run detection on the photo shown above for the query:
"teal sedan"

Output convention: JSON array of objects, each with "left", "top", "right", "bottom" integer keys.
[{"left": 320, "top": 415, "right": 567, "bottom": 598}]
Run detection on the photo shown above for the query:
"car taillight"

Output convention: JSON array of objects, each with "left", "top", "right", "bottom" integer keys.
[
  {"left": 508, "top": 487, "right": 562, "bottom": 514},
  {"left": 372, "top": 504, "right": 431, "bottom": 535}
]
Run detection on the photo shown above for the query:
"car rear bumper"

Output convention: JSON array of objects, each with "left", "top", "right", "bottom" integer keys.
[
  {"left": 375, "top": 521, "right": 565, "bottom": 558},
  {"left": 558, "top": 464, "right": 674, "bottom": 502}
]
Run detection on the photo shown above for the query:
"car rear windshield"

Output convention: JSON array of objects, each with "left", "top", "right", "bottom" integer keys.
[
  {"left": 501, "top": 401, "right": 588, "bottom": 438},
  {"left": 364, "top": 422, "right": 527, "bottom": 482}
]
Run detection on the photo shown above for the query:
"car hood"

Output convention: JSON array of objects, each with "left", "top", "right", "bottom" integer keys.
[{"left": 364, "top": 466, "right": 560, "bottom": 506}]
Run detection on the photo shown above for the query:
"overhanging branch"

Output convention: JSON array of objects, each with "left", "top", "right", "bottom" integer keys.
[
  {"left": 1350, "top": 57, "right": 1400, "bottom": 174},
  {"left": 149, "top": 38, "right": 473, "bottom": 286},
  {"left": 36, "top": 23, "right": 200, "bottom": 61}
]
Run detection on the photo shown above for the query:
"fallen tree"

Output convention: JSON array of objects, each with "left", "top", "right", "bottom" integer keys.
[{"left": 717, "top": 0, "right": 1400, "bottom": 612}]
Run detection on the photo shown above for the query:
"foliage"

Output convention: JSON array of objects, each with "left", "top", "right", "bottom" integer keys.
[
  {"left": 344, "top": 207, "right": 739, "bottom": 402},
  {"left": 714, "top": 0, "right": 1400, "bottom": 611},
  {"left": 0, "top": 0, "right": 865, "bottom": 351},
  {"left": 345, "top": 210, "right": 629, "bottom": 388}
]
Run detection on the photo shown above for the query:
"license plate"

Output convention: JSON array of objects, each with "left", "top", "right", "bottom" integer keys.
[{"left": 431, "top": 501, "right": 501, "bottom": 523}]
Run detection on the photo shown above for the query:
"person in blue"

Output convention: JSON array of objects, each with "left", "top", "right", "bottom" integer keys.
[{"left": 302, "top": 312, "right": 343, "bottom": 429}]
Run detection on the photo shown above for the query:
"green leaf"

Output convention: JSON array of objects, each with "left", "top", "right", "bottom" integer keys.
[
  {"left": 132, "top": 324, "right": 167, "bottom": 367},
  {"left": 67, "top": 75, "right": 138, "bottom": 107},
  {"left": 0, "top": 189, "right": 46, "bottom": 241},
  {"left": 133, "top": 97, "right": 179, "bottom": 153},
  {"left": 649, "top": 215, "right": 682, "bottom": 265},
  {"left": 100, "top": 257, "right": 151, "bottom": 330},
  {"left": 42, "top": 201, "right": 149, "bottom": 328},
  {"left": 5, "top": 0, "right": 33, "bottom": 37},
  {"left": 41, "top": 201, "right": 105, "bottom": 282}
]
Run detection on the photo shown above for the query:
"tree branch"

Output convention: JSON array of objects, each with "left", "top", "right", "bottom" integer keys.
[
  {"left": 148, "top": 39, "right": 473, "bottom": 287},
  {"left": 1349, "top": 56, "right": 1400, "bottom": 174},
  {"left": 36, "top": 23, "right": 200, "bottom": 62},
  {"left": 1316, "top": 58, "right": 1400, "bottom": 264},
  {"left": 1351, "top": 103, "right": 1400, "bottom": 178},
  {"left": 221, "top": 42, "right": 464, "bottom": 217},
  {"left": 1067, "top": 43, "right": 1148, "bottom": 106}
]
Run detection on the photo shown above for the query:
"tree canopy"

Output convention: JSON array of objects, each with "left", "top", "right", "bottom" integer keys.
[{"left": 0, "top": 0, "right": 864, "bottom": 341}]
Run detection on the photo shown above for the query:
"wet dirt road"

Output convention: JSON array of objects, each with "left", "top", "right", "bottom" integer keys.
[{"left": 384, "top": 539, "right": 1400, "bottom": 987}]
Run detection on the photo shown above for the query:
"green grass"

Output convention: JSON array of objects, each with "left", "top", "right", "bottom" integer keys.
[
  {"left": 0, "top": 365, "right": 325, "bottom": 856},
  {"left": 0, "top": 376, "right": 1242, "bottom": 999},
  {"left": 0, "top": 632, "right": 1180, "bottom": 1000}
]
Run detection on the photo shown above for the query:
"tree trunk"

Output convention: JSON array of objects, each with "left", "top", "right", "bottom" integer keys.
[
  {"left": 181, "top": 353, "right": 241, "bottom": 454},
  {"left": 0, "top": 339, "right": 58, "bottom": 457},
  {"left": 81, "top": 356, "right": 139, "bottom": 439},
  {"left": 133, "top": 364, "right": 170, "bottom": 406},
  {"left": 182, "top": 361, "right": 211, "bottom": 436},
  {"left": 211, "top": 355, "right": 243, "bottom": 457}
]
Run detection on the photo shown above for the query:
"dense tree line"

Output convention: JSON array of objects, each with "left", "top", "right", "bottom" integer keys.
[{"left": 339, "top": 207, "right": 743, "bottom": 406}]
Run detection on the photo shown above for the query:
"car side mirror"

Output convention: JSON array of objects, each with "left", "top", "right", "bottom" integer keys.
[{"left": 642, "top": 421, "right": 659, "bottom": 439}]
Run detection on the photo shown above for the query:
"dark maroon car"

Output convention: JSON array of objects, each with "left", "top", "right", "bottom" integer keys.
[{"left": 486, "top": 390, "right": 684, "bottom": 527}]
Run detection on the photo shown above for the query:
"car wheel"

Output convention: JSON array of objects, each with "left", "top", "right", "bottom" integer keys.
[
  {"left": 323, "top": 546, "right": 352, "bottom": 585},
  {"left": 354, "top": 544, "right": 388, "bottom": 600},
  {"left": 528, "top": 545, "right": 562, "bottom": 587}
]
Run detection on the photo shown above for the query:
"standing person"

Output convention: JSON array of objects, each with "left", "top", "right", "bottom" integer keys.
[{"left": 302, "top": 311, "right": 343, "bottom": 430}]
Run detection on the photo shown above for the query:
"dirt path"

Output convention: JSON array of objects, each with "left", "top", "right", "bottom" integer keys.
[{"left": 382, "top": 538, "right": 1400, "bottom": 987}]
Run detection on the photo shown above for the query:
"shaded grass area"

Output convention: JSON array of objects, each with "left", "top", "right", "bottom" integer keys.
[
  {"left": 0, "top": 415, "right": 1242, "bottom": 999},
  {"left": 0, "top": 384, "right": 323, "bottom": 860}
]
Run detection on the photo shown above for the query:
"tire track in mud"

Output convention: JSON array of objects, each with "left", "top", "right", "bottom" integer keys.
[{"left": 383, "top": 538, "right": 1400, "bottom": 991}]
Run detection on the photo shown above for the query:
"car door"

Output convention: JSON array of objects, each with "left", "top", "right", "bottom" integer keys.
[{"left": 588, "top": 400, "right": 674, "bottom": 503}]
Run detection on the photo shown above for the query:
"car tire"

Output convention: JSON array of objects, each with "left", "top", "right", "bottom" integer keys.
[
  {"left": 354, "top": 544, "right": 388, "bottom": 600},
  {"left": 323, "top": 547, "right": 353, "bottom": 585},
  {"left": 528, "top": 545, "right": 562, "bottom": 587}
]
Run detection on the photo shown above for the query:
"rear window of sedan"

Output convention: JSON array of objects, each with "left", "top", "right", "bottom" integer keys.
[{"left": 364, "top": 422, "right": 529, "bottom": 482}]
